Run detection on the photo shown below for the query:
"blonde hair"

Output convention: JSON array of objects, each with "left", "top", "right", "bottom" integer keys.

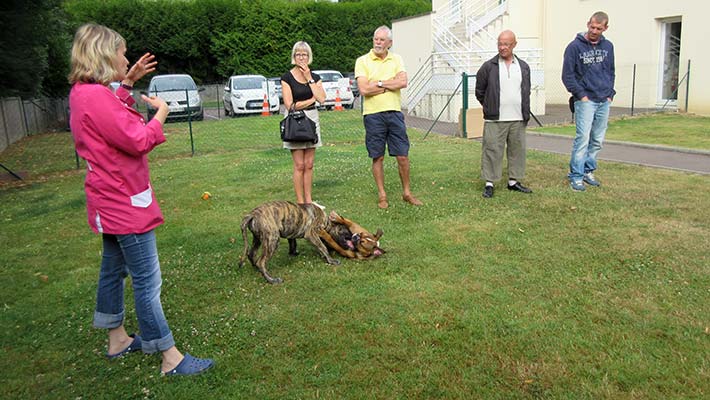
[
  {"left": 68, "top": 23, "right": 125, "bottom": 85},
  {"left": 290, "top": 41, "right": 313, "bottom": 65}
]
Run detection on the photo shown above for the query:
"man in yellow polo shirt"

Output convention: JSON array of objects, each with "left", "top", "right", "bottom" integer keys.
[{"left": 355, "top": 25, "right": 423, "bottom": 209}]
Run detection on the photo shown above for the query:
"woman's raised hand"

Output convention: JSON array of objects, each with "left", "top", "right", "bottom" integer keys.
[{"left": 125, "top": 53, "right": 158, "bottom": 85}]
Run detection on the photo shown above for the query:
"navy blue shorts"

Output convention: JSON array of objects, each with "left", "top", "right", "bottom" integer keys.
[{"left": 363, "top": 111, "right": 409, "bottom": 158}]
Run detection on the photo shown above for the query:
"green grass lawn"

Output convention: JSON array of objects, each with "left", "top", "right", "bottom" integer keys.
[
  {"left": 530, "top": 112, "right": 710, "bottom": 151},
  {"left": 1, "top": 112, "right": 709, "bottom": 399}
]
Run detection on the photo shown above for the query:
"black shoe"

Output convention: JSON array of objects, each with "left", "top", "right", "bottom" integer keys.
[
  {"left": 482, "top": 186, "right": 494, "bottom": 198},
  {"left": 507, "top": 182, "right": 532, "bottom": 193}
]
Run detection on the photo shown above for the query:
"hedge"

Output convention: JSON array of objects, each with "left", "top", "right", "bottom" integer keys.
[{"left": 63, "top": 0, "right": 431, "bottom": 84}]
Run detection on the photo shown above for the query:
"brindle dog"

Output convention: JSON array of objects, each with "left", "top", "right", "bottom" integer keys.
[{"left": 240, "top": 201, "right": 350, "bottom": 284}]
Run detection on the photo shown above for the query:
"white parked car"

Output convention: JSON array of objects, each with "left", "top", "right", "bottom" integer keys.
[
  {"left": 267, "top": 77, "right": 283, "bottom": 103},
  {"left": 146, "top": 74, "right": 203, "bottom": 121},
  {"left": 312, "top": 70, "right": 354, "bottom": 109},
  {"left": 223, "top": 75, "right": 280, "bottom": 116}
]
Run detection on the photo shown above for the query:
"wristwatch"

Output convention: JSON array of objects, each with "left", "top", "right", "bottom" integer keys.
[
  {"left": 377, "top": 80, "right": 383, "bottom": 88},
  {"left": 308, "top": 79, "right": 315, "bottom": 84}
]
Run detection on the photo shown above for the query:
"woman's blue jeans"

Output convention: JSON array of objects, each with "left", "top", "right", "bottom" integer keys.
[
  {"left": 93, "top": 231, "right": 175, "bottom": 353},
  {"left": 568, "top": 99, "right": 610, "bottom": 181}
]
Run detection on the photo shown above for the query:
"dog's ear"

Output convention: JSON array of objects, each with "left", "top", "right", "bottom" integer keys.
[{"left": 375, "top": 228, "right": 383, "bottom": 239}]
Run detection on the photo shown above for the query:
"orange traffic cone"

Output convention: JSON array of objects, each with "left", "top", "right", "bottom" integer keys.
[
  {"left": 334, "top": 89, "right": 343, "bottom": 111},
  {"left": 261, "top": 94, "right": 270, "bottom": 116}
]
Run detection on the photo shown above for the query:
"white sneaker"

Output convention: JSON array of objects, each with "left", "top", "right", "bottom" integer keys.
[{"left": 583, "top": 173, "right": 600, "bottom": 187}]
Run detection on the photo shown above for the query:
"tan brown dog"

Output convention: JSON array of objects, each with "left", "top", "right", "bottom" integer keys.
[
  {"left": 325, "top": 211, "right": 385, "bottom": 259},
  {"left": 239, "top": 201, "right": 358, "bottom": 284}
]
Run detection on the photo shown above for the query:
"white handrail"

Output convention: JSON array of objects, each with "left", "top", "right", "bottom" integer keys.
[
  {"left": 406, "top": 48, "right": 544, "bottom": 111},
  {"left": 433, "top": 0, "right": 508, "bottom": 53}
]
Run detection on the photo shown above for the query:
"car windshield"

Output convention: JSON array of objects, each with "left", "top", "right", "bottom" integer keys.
[
  {"left": 150, "top": 76, "right": 197, "bottom": 92},
  {"left": 318, "top": 72, "right": 342, "bottom": 83},
  {"left": 233, "top": 77, "right": 265, "bottom": 90}
]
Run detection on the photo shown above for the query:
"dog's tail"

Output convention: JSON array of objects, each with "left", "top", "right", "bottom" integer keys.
[{"left": 238, "top": 214, "right": 253, "bottom": 268}]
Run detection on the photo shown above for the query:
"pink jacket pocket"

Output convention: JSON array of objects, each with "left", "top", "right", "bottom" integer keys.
[{"left": 130, "top": 186, "right": 153, "bottom": 208}]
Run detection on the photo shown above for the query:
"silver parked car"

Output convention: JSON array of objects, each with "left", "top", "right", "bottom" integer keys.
[
  {"left": 146, "top": 74, "right": 203, "bottom": 121},
  {"left": 312, "top": 70, "right": 354, "bottom": 109},
  {"left": 223, "top": 75, "right": 280, "bottom": 116}
]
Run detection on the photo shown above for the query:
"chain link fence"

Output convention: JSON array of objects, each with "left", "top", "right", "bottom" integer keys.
[
  {"left": 0, "top": 59, "right": 692, "bottom": 177},
  {"left": 403, "top": 60, "right": 691, "bottom": 138},
  {"left": 117, "top": 80, "right": 369, "bottom": 162},
  {"left": 0, "top": 97, "right": 69, "bottom": 152}
]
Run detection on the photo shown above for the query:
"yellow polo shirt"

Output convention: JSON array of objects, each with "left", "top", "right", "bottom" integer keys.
[{"left": 354, "top": 49, "right": 406, "bottom": 115}]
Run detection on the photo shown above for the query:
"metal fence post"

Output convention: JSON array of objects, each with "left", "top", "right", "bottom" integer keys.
[
  {"left": 461, "top": 72, "right": 468, "bottom": 138},
  {"left": 1, "top": 99, "right": 10, "bottom": 149},
  {"left": 685, "top": 59, "right": 691, "bottom": 112},
  {"left": 186, "top": 88, "right": 194, "bottom": 156},
  {"left": 216, "top": 86, "right": 221, "bottom": 119},
  {"left": 631, "top": 64, "right": 636, "bottom": 117},
  {"left": 19, "top": 98, "right": 29, "bottom": 136}
]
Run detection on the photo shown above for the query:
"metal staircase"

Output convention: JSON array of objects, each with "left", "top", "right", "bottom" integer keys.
[
  {"left": 406, "top": 0, "right": 545, "bottom": 116},
  {"left": 408, "top": 0, "right": 512, "bottom": 112}
]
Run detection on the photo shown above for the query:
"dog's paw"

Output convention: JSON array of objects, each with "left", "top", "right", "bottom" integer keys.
[{"left": 328, "top": 258, "right": 341, "bottom": 266}]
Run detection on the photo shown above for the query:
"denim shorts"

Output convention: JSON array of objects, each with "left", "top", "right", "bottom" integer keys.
[{"left": 363, "top": 111, "right": 409, "bottom": 158}]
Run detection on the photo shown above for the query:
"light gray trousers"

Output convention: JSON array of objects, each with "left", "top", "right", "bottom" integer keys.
[{"left": 480, "top": 120, "right": 526, "bottom": 182}]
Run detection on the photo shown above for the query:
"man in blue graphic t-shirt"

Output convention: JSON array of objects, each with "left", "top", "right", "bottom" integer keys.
[{"left": 562, "top": 11, "right": 615, "bottom": 192}]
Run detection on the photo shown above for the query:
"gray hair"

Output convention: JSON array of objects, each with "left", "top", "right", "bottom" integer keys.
[{"left": 374, "top": 25, "right": 392, "bottom": 40}]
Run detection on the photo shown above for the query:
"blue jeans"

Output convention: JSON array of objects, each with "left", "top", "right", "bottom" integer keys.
[
  {"left": 93, "top": 231, "right": 175, "bottom": 353},
  {"left": 568, "top": 100, "right": 610, "bottom": 181}
]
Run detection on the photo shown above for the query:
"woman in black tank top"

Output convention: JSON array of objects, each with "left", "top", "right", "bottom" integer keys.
[{"left": 280, "top": 41, "right": 326, "bottom": 205}]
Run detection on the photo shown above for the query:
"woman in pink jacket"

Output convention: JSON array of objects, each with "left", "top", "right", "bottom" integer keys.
[{"left": 69, "top": 23, "right": 213, "bottom": 376}]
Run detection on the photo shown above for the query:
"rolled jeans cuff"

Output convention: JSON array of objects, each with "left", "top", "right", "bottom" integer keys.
[
  {"left": 93, "top": 309, "right": 125, "bottom": 329},
  {"left": 141, "top": 331, "right": 175, "bottom": 354}
]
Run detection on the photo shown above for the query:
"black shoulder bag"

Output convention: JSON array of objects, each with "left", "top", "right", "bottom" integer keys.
[
  {"left": 280, "top": 105, "right": 318, "bottom": 143},
  {"left": 568, "top": 96, "right": 576, "bottom": 114}
]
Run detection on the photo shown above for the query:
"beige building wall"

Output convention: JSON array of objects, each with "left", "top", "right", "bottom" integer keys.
[
  {"left": 505, "top": 0, "right": 543, "bottom": 50},
  {"left": 392, "top": 12, "right": 433, "bottom": 107}
]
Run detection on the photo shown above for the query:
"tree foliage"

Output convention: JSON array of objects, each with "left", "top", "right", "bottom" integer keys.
[
  {"left": 0, "top": 0, "right": 71, "bottom": 98},
  {"left": 62, "top": 0, "right": 431, "bottom": 84}
]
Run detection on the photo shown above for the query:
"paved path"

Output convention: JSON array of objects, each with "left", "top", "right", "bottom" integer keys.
[
  {"left": 526, "top": 133, "right": 710, "bottom": 175},
  {"left": 406, "top": 114, "right": 710, "bottom": 175}
]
